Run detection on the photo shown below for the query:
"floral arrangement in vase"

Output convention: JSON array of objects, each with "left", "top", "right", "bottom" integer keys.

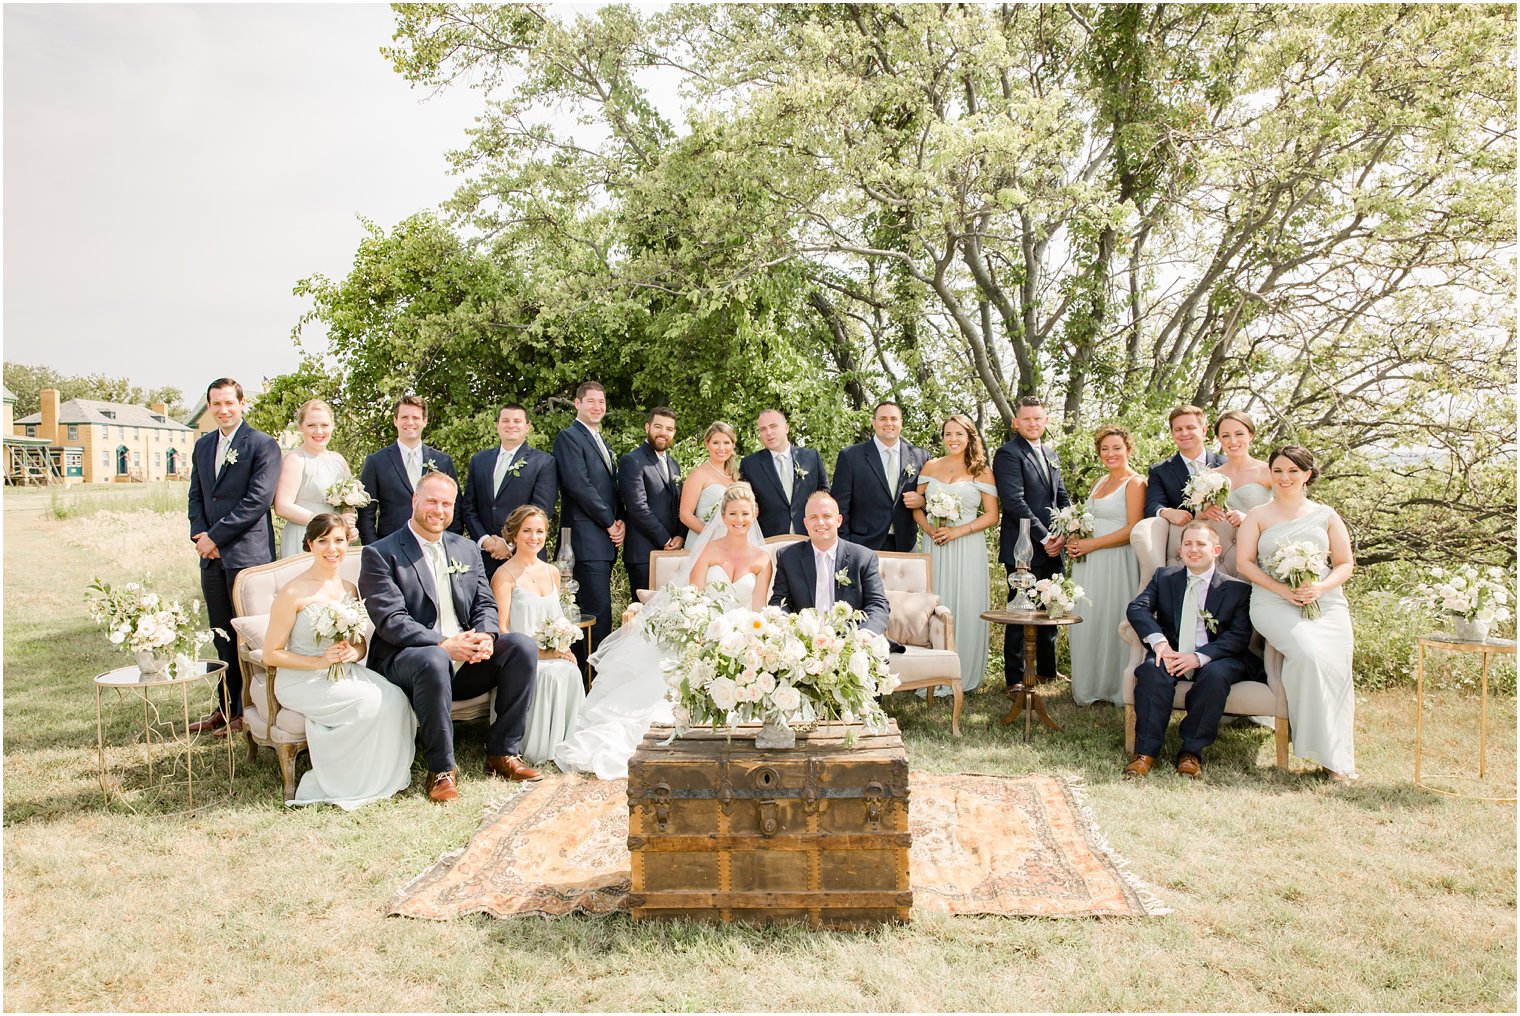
[
  {"left": 1033, "top": 574, "right": 1083, "bottom": 619},
  {"left": 1402, "top": 565, "right": 1512, "bottom": 642},
  {"left": 84, "top": 578, "right": 223, "bottom": 679}
]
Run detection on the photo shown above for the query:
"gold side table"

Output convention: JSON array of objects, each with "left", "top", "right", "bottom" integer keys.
[
  {"left": 95, "top": 660, "right": 234, "bottom": 809},
  {"left": 1415, "top": 634, "right": 1516, "bottom": 803},
  {"left": 981, "top": 608, "right": 1082, "bottom": 743}
]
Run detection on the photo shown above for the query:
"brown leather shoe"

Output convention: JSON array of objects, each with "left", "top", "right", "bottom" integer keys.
[
  {"left": 485, "top": 755, "right": 543, "bottom": 782},
  {"left": 1176, "top": 753, "right": 1203, "bottom": 779},
  {"left": 1123, "top": 754, "right": 1155, "bottom": 779},
  {"left": 187, "top": 710, "right": 226, "bottom": 734},
  {"left": 425, "top": 770, "right": 459, "bottom": 803},
  {"left": 211, "top": 715, "right": 246, "bottom": 738}
]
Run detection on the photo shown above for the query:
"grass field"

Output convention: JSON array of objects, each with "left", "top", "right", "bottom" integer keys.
[{"left": 2, "top": 486, "right": 1515, "bottom": 1011}]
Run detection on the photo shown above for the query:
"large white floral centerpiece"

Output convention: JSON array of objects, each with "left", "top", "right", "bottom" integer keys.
[
  {"left": 645, "top": 588, "right": 899, "bottom": 748},
  {"left": 85, "top": 578, "right": 223, "bottom": 679},
  {"left": 1402, "top": 565, "right": 1512, "bottom": 642}
]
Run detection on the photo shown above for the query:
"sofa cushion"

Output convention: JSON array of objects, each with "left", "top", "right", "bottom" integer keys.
[
  {"left": 887, "top": 646, "right": 962, "bottom": 684},
  {"left": 231, "top": 614, "right": 270, "bottom": 651},
  {"left": 885, "top": 590, "right": 939, "bottom": 647}
]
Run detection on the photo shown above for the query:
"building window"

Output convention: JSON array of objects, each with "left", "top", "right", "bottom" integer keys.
[
  {"left": 118, "top": 426, "right": 125, "bottom": 440},
  {"left": 25, "top": 425, "right": 36, "bottom": 437},
  {"left": 133, "top": 451, "right": 141, "bottom": 466},
  {"left": 101, "top": 450, "right": 110, "bottom": 468},
  {"left": 66, "top": 424, "right": 79, "bottom": 441}
]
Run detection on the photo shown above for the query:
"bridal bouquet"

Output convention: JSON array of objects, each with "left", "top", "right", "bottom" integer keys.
[
  {"left": 1264, "top": 540, "right": 1329, "bottom": 619},
  {"left": 324, "top": 476, "right": 372, "bottom": 510},
  {"left": 1032, "top": 574, "right": 1084, "bottom": 619},
  {"left": 85, "top": 578, "right": 222, "bottom": 673},
  {"left": 925, "top": 487, "right": 962, "bottom": 529},
  {"left": 535, "top": 616, "right": 585, "bottom": 655},
  {"left": 307, "top": 595, "right": 370, "bottom": 680},
  {"left": 662, "top": 601, "right": 899, "bottom": 744},
  {"left": 643, "top": 583, "right": 725, "bottom": 651},
  {"left": 1048, "top": 504, "right": 1094, "bottom": 539},
  {"left": 1402, "top": 566, "right": 1512, "bottom": 624},
  {"left": 1182, "top": 472, "right": 1231, "bottom": 513}
]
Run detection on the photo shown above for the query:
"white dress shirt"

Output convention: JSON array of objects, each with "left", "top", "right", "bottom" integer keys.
[
  {"left": 215, "top": 422, "right": 243, "bottom": 475},
  {"left": 1145, "top": 565, "right": 1215, "bottom": 667},
  {"left": 397, "top": 440, "right": 424, "bottom": 488}
]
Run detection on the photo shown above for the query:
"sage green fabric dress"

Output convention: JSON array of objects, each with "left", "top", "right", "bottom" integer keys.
[
  {"left": 507, "top": 586, "right": 587, "bottom": 764},
  {"left": 279, "top": 449, "right": 352, "bottom": 558},
  {"left": 921, "top": 477, "right": 997, "bottom": 692},
  {"left": 1069, "top": 476, "right": 1140, "bottom": 706}
]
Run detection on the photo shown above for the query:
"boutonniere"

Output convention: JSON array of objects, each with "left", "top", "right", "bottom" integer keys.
[
  {"left": 505, "top": 458, "right": 528, "bottom": 478},
  {"left": 423, "top": 457, "right": 441, "bottom": 474},
  {"left": 223, "top": 448, "right": 238, "bottom": 466},
  {"left": 794, "top": 464, "right": 809, "bottom": 480},
  {"left": 901, "top": 462, "right": 917, "bottom": 478},
  {"left": 834, "top": 567, "right": 851, "bottom": 586},
  {"left": 1198, "top": 607, "right": 1219, "bottom": 634},
  {"left": 446, "top": 558, "right": 471, "bottom": 576}
]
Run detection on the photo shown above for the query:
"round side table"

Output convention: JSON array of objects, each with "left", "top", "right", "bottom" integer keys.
[
  {"left": 95, "top": 659, "right": 233, "bottom": 809},
  {"left": 1414, "top": 633, "right": 1516, "bottom": 803},
  {"left": 981, "top": 609, "right": 1082, "bottom": 743}
]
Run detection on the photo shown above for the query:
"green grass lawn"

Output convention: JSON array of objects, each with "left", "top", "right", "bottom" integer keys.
[{"left": 3, "top": 492, "right": 1515, "bottom": 1011}]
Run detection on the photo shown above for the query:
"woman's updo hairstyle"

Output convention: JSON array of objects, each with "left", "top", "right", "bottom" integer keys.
[
  {"left": 718, "top": 482, "right": 758, "bottom": 515},
  {"left": 501, "top": 504, "right": 551, "bottom": 551},
  {"left": 1267, "top": 445, "right": 1318, "bottom": 485},
  {"left": 302, "top": 512, "right": 348, "bottom": 551}
]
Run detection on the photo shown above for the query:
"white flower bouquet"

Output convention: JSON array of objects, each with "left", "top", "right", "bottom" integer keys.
[
  {"left": 925, "top": 487, "right": 962, "bottom": 529},
  {"left": 85, "top": 577, "right": 222, "bottom": 673},
  {"left": 307, "top": 595, "right": 370, "bottom": 680},
  {"left": 1033, "top": 574, "right": 1084, "bottom": 618},
  {"left": 535, "top": 615, "right": 585, "bottom": 655},
  {"left": 1048, "top": 504, "right": 1094, "bottom": 539},
  {"left": 1182, "top": 472, "right": 1231, "bottom": 513},
  {"left": 324, "top": 476, "right": 372, "bottom": 510},
  {"left": 643, "top": 583, "right": 725, "bottom": 652},
  {"left": 1402, "top": 565, "right": 1512, "bottom": 625},
  {"left": 662, "top": 600, "right": 899, "bottom": 744},
  {"left": 1264, "top": 539, "right": 1329, "bottom": 619}
]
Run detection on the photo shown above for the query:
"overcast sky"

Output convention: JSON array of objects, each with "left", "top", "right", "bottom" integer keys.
[{"left": 3, "top": 3, "right": 485, "bottom": 405}]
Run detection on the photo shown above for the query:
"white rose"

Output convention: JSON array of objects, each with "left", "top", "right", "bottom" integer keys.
[
  {"left": 709, "top": 677, "right": 739, "bottom": 710},
  {"left": 771, "top": 684, "right": 802, "bottom": 712},
  {"left": 756, "top": 672, "right": 777, "bottom": 694}
]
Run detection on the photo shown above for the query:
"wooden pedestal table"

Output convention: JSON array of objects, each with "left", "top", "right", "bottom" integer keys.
[
  {"left": 94, "top": 660, "right": 234, "bottom": 810},
  {"left": 1415, "top": 633, "right": 1516, "bottom": 803},
  {"left": 981, "top": 608, "right": 1082, "bottom": 742}
]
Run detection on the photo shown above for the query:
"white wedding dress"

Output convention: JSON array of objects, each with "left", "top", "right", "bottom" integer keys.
[{"left": 553, "top": 500, "right": 763, "bottom": 780}]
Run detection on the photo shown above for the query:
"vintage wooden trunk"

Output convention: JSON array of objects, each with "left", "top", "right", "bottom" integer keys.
[{"left": 625, "top": 721, "right": 911, "bottom": 930}]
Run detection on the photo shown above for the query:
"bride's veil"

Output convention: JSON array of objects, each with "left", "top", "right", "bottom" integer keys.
[{"left": 588, "top": 484, "right": 765, "bottom": 669}]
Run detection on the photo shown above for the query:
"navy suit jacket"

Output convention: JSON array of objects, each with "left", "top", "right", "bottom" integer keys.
[
  {"left": 460, "top": 445, "right": 558, "bottom": 572},
  {"left": 739, "top": 445, "right": 828, "bottom": 537},
  {"left": 356, "top": 442, "right": 460, "bottom": 545},
  {"left": 1144, "top": 451, "right": 1227, "bottom": 518},
  {"left": 552, "top": 421, "right": 621, "bottom": 564},
  {"left": 769, "top": 539, "right": 889, "bottom": 637},
  {"left": 832, "top": 439, "right": 930, "bottom": 552},
  {"left": 1126, "top": 566, "right": 1264, "bottom": 679},
  {"left": 187, "top": 424, "right": 281, "bottom": 569},
  {"left": 992, "top": 435, "right": 1071, "bottom": 570},
  {"left": 618, "top": 440, "right": 683, "bottom": 574},
  {"left": 357, "top": 526, "right": 498, "bottom": 677}
]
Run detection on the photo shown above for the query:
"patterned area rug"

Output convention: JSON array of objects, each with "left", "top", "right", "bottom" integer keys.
[{"left": 390, "top": 771, "right": 1169, "bottom": 920}]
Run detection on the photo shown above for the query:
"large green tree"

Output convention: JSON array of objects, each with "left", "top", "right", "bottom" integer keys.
[{"left": 3, "top": 361, "right": 185, "bottom": 419}]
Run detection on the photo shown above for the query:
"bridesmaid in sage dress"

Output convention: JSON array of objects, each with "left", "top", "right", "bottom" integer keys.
[
  {"left": 1199, "top": 410, "right": 1273, "bottom": 540},
  {"left": 912, "top": 415, "right": 999, "bottom": 692},
  {"left": 1235, "top": 446, "right": 1357, "bottom": 780},
  {"left": 678, "top": 422, "right": 741, "bottom": 544},
  {"left": 1064, "top": 426, "right": 1145, "bottom": 706},
  {"left": 491, "top": 505, "right": 586, "bottom": 764},
  {"left": 260, "top": 514, "right": 418, "bottom": 809},
  {"left": 275, "top": 399, "right": 358, "bottom": 558}
]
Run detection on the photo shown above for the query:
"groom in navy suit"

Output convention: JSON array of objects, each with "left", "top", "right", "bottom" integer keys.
[
  {"left": 832, "top": 401, "right": 929, "bottom": 552},
  {"left": 357, "top": 395, "right": 460, "bottom": 545},
  {"left": 1125, "top": 521, "right": 1264, "bottom": 779},
  {"left": 618, "top": 406, "right": 684, "bottom": 594},
  {"left": 739, "top": 408, "right": 829, "bottom": 537},
  {"left": 769, "top": 491, "right": 890, "bottom": 637},
  {"left": 359, "top": 471, "right": 541, "bottom": 803},
  {"left": 992, "top": 395, "right": 1072, "bottom": 692},
  {"left": 552, "top": 381, "right": 624, "bottom": 663},
  {"left": 1144, "top": 405, "right": 1226, "bottom": 523},
  {"left": 461, "top": 403, "right": 558, "bottom": 578},
  {"left": 186, "top": 377, "right": 281, "bottom": 734}
]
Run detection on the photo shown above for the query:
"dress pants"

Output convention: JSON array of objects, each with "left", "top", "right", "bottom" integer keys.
[
  {"left": 1003, "top": 555, "right": 1062, "bottom": 687},
  {"left": 572, "top": 558, "right": 613, "bottom": 669},
  {"left": 199, "top": 558, "right": 246, "bottom": 717},
  {"left": 624, "top": 561, "right": 650, "bottom": 603},
  {"left": 383, "top": 633, "right": 537, "bottom": 773},
  {"left": 1132, "top": 653, "right": 1257, "bottom": 759}
]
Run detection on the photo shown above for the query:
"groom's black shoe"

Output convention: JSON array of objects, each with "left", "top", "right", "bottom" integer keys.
[
  {"left": 187, "top": 710, "right": 227, "bottom": 734},
  {"left": 887, "top": 639, "right": 907, "bottom": 654},
  {"left": 486, "top": 755, "right": 543, "bottom": 782}
]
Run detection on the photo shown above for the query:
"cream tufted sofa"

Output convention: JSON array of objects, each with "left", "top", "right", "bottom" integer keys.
[
  {"left": 638, "top": 539, "right": 963, "bottom": 734},
  {"left": 1120, "top": 517, "right": 1289, "bottom": 767},
  {"left": 230, "top": 550, "right": 491, "bottom": 799}
]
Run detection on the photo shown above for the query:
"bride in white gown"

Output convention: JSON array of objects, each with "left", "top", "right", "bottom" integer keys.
[{"left": 554, "top": 482, "right": 771, "bottom": 779}]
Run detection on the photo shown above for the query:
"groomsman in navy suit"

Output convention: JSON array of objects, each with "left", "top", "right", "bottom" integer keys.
[
  {"left": 186, "top": 377, "right": 281, "bottom": 734},
  {"left": 552, "top": 381, "right": 624, "bottom": 662},
  {"left": 739, "top": 408, "right": 829, "bottom": 537},
  {"left": 462, "top": 403, "right": 558, "bottom": 578},
  {"left": 769, "top": 491, "right": 890, "bottom": 637},
  {"left": 1124, "top": 521, "right": 1264, "bottom": 779},
  {"left": 1144, "top": 404, "right": 1226, "bottom": 523},
  {"left": 618, "top": 406, "right": 683, "bottom": 595},
  {"left": 831, "top": 401, "right": 930, "bottom": 552},
  {"left": 356, "top": 395, "right": 460, "bottom": 545},
  {"left": 992, "top": 395, "right": 1072, "bottom": 692},
  {"left": 359, "top": 471, "right": 540, "bottom": 803}
]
